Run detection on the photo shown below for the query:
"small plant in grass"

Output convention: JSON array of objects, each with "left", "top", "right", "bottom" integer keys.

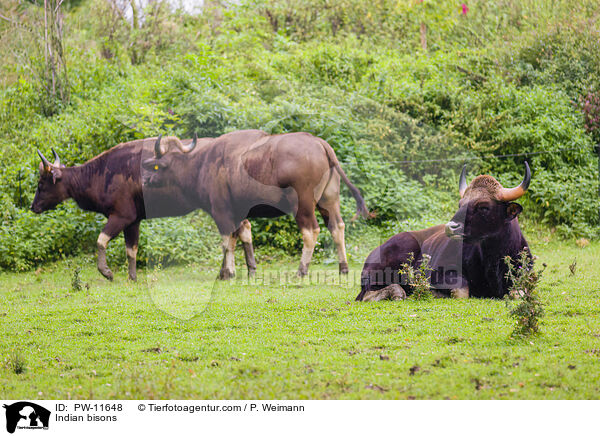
[
  {"left": 71, "top": 265, "right": 83, "bottom": 291},
  {"left": 569, "top": 258, "right": 577, "bottom": 276},
  {"left": 9, "top": 351, "right": 26, "bottom": 375},
  {"left": 504, "top": 251, "right": 547, "bottom": 337},
  {"left": 400, "top": 253, "right": 433, "bottom": 301}
]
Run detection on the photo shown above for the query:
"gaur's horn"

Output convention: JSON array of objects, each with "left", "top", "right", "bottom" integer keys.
[
  {"left": 154, "top": 134, "right": 163, "bottom": 158},
  {"left": 37, "top": 149, "right": 51, "bottom": 170},
  {"left": 177, "top": 133, "right": 197, "bottom": 153},
  {"left": 170, "top": 134, "right": 197, "bottom": 153},
  {"left": 51, "top": 148, "right": 60, "bottom": 166},
  {"left": 499, "top": 161, "right": 531, "bottom": 201},
  {"left": 186, "top": 133, "right": 198, "bottom": 153},
  {"left": 458, "top": 164, "right": 468, "bottom": 198}
]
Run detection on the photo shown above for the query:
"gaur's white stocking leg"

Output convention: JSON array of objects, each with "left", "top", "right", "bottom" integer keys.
[
  {"left": 234, "top": 219, "right": 256, "bottom": 277},
  {"left": 219, "top": 233, "right": 238, "bottom": 280},
  {"left": 97, "top": 232, "right": 112, "bottom": 280},
  {"left": 317, "top": 205, "right": 348, "bottom": 274},
  {"left": 123, "top": 221, "right": 140, "bottom": 281},
  {"left": 295, "top": 197, "right": 320, "bottom": 277},
  {"left": 317, "top": 171, "right": 349, "bottom": 274},
  {"left": 297, "top": 227, "right": 320, "bottom": 277},
  {"left": 97, "top": 214, "right": 134, "bottom": 281}
]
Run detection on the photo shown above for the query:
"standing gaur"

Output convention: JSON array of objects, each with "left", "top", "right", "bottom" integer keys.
[
  {"left": 356, "top": 162, "right": 532, "bottom": 301},
  {"left": 142, "top": 129, "right": 370, "bottom": 279},
  {"left": 30, "top": 137, "right": 257, "bottom": 281}
]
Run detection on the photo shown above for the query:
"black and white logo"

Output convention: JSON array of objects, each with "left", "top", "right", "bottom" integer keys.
[{"left": 3, "top": 402, "right": 50, "bottom": 434}]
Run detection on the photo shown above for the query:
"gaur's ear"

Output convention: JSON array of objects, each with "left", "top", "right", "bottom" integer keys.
[
  {"left": 505, "top": 202, "right": 523, "bottom": 222},
  {"left": 51, "top": 167, "right": 62, "bottom": 184}
]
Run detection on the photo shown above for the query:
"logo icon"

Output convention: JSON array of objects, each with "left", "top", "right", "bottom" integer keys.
[{"left": 3, "top": 402, "right": 50, "bottom": 434}]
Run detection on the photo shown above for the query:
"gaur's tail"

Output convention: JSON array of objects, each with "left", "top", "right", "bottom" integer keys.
[{"left": 320, "top": 139, "right": 371, "bottom": 220}]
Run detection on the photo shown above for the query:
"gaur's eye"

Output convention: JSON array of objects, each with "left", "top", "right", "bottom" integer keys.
[{"left": 479, "top": 206, "right": 490, "bottom": 212}]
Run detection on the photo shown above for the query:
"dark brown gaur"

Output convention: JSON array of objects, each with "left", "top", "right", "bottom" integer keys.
[
  {"left": 142, "top": 129, "right": 370, "bottom": 279},
  {"left": 31, "top": 138, "right": 258, "bottom": 281},
  {"left": 357, "top": 162, "right": 532, "bottom": 301}
]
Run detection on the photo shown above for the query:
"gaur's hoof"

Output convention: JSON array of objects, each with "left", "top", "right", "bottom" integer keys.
[
  {"left": 451, "top": 287, "right": 469, "bottom": 299},
  {"left": 297, "top": 263, "right": 309, "bottom": 277},
  {"left": 99, "top": 268, "right": 114, "bottom": 281},
  {"left": 389, "top": 285, "right": 407, "bottom": 300},
  {"left": 362, "top": 284, "right": 407, "bottom": 302},
  {"left": 339, "top": 262, "right": 349, "bottom": 275},
  {"left": 219, "top": 269, "right": 235, "bottom": 280}
]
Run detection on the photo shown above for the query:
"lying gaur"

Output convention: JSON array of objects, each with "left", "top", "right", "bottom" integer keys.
[
  {"left": 141, "top": 129, "right": 370, "bottom": 279},
  {"left": 31, "top": 137, "right": 257, "bottom": 281},
  {"left": 356, "top": 162, "right": 532, "bottom": 301}
]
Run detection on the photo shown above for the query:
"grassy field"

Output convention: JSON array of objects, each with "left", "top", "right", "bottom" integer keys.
[{"left": 1, "top": 239, "right": 599, "bottom": 399}]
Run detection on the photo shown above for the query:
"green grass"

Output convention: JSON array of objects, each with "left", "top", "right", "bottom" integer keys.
[{"left": 1, "top": 240, "right": 599, "bottom": 399}]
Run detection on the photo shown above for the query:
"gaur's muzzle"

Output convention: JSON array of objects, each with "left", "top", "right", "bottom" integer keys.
[{"left": 445, "top": 221, "right": 464, "bottom": 239}]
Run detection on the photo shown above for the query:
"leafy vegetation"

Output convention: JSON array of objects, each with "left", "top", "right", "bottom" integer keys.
[
  {"left": 400, "top": 253, "right": 433, "bottom": 301},
  {"left": 0, "top": 0, "right": 599, "bottom": 271},
  {"left": 504, "top": 251, "right": 546, "bottom": 337}
]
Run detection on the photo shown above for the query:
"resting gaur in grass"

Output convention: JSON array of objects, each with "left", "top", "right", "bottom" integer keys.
[
  {"left": 142, "top": 129, "right": 370, "bottom": 279},
  {"left": 356, "top": 162, "right": 532, "bottom": 302},
  {"left": 30, "top": 137, "right": 257, "bottom": 281}
]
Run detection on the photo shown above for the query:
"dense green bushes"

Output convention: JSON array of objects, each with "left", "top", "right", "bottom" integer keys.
[
  {"left": 0, "top": 198, "right": 100, "bottom": 271},
  {"left": 0, "top": 0, "right": 598, "bottom": 271}
]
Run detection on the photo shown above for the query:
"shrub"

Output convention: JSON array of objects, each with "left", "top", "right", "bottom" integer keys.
[
  {"left": 523, "top": 163, "right": 600, "bottom": 239},
  {"left": 579, "top": 90, "right": 600, "bottom": 144},
  {"left": 70, "top": 263, "right": 85, "bottom": 292},
  {"left": 0, "top": 198, "right": 101, "bottom": 271},
  {"left": 400, "top": 253, "right": 433, "bottom": 301},
  {"left": 504, "top": 251, "right": 546, "bottom": 337}
]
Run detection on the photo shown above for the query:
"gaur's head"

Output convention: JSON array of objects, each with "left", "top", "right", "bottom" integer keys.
[
  {"left": 31, "top": 149, "right": 68, "bottom": 213},
  {"left": 445, "top": 162, "right": 531, "bottom": 242},
  {"left": 141, "top": 134, "right": 198, "bottom": 187}
]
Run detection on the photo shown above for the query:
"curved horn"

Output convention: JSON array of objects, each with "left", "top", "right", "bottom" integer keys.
[
  {"left": 37, "top": 149, "right": 51, "bottom": 170},
  {"left": 170, "top": 134, "right": 198, "bottom": 153},
  {"left": 184, "top": 133, "right": 198, "bottom": 153},
  {"left": 170, "top": 133, "right": 198, "bottom": 153},
  {"left": 499, "top": 161, "right": 531, "bottom": 202},
  {"left": 154, "top": 134, "right": 163, "bottom": 158},
  {"left": 51, "top": 148, "right": 60, "bottom": 166},
  {"left": 458, "top": 164, "right": 468, "bottom": 198}
]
